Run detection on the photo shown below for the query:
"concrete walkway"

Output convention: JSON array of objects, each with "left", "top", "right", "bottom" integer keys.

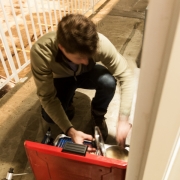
[{"left": 0, "top": 0, "right": 146, "bottom": 179}]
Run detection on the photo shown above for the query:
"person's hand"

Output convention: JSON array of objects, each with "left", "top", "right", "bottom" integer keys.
[
  {"left": 67, "top": 127, "right": 96, "bottom": 152},
  {"left": 116, "top": 115, "right": 132, "bottom": 148}
]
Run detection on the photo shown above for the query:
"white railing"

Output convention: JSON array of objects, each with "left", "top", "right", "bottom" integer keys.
[{"left": 0, "top": 0, "right": 102, "bottom": 89}]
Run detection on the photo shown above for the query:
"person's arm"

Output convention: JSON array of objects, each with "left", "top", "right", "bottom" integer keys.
[
  {"left": 116, "top": 115, "right": 132, "bottom": 148},
  {"left": 67, "top": 127, "right": 93, "bottom": 143},
  {"left": 115, "top": 57, "right": 135, "bottom": 147},
  {"left": 30, "top": 45, "right": 73, "bottom": 133},
  {"left": 94, "top": 33, "right": 135, "bottom": 147},
  {"left": 67, "top": 127, "right": 96, "bottom": 152}
]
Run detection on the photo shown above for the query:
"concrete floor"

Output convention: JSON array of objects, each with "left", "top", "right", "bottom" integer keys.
[{"left": 0, "top": 0, "right": 146, "bottom": 179}]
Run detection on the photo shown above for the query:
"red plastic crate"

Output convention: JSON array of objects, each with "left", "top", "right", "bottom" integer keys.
[{"left": 24, "top": 141, "right": 127, "bottom": 180}]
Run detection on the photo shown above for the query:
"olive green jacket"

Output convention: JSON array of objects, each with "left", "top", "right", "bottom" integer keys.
[{"left": 30, "top": 31, "right": 135, "bottom": 133}]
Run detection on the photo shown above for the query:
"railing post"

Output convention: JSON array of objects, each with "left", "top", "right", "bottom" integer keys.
[
  {"left": 92, "top": 0, "right": 95, "bottom": 14},
  {"left": 0, "top": 21, "right": 19, "bottom": 82}
]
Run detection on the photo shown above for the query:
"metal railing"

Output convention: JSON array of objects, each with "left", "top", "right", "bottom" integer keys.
[{"left": 0, "top": 0, "right": 101, "bottom": 89}]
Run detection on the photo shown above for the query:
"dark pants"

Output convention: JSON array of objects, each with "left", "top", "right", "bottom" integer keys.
[{"left": 42, "top": 64, "right": 116, "bottom": 122}]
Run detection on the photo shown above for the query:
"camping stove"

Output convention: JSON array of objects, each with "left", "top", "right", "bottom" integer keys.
[{"left": 24, "top": 126, "right": 128, "bottom": 180}]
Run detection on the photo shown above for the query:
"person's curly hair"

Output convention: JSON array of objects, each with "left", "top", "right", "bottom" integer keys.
[{"left": 57, "top": 14, "right": 99, "bottom": 56}]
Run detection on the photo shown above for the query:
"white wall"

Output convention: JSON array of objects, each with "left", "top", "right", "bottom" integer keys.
[{"left": 126, "top": 0, "right": 180, "bottom": 179}]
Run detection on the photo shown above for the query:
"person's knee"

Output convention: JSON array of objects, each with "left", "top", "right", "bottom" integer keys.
[{"left": 98, "top": 74, "right": 116, "bottom": 92}]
